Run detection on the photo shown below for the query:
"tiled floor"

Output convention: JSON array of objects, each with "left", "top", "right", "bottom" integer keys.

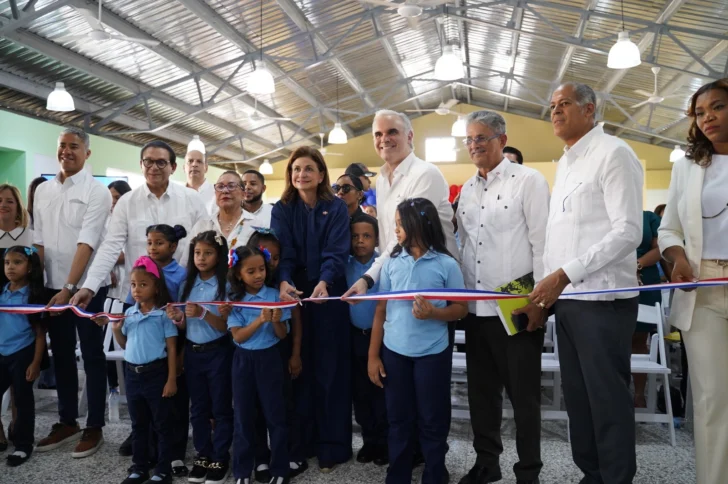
[{"left": 1, "top": 395, "right": 696, "bottom": 484}]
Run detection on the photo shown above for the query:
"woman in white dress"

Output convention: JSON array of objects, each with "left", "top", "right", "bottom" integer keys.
[{"left": 190, "top": 171, "right": 252, "bottom": 249}]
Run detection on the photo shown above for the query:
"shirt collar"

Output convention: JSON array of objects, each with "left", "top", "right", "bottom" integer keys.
[
  {"left": 55, "top": 169, "right": 88, "bottom": 186},
  {"left": 399, "top": 248, "right": 438, "bottom": 261},
  {"left": 129, "top": 304, "right": 164, "bottom": 317},
  {"left": 187, "top": 179, "right": 210, "bottom": 192},
  {"left": 475, "top": 157, "right": 511, "bottom": 183},
  {"left": 0, "top": 226, "right": 26, "bottom": 241},
  {"left": 195, "top": 274, "right": 217, "bottom": 287},
  {"left": 142, "top": 181, "right": 172, "bottom": 200},
  {"left": 349, "top": 251, "right": 378, "bottom": 267},
  {"left": 563, "top": 124, "right": 603, "bottom": 164},
  {"left": 2, "top": 282, "right": 29, "bottom": 296},
  {"left": 380, "top": 151, "right": 417, "bottom": 180},
  {"left": 243, "top": 285, "right": 272, "bottom": 301}
]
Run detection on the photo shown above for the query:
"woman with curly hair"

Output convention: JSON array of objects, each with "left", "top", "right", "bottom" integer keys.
[{"left": 658, "top": 78, "right": 728, "bottom": 484}]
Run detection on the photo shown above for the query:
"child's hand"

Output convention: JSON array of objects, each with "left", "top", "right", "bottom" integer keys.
[
  {"left": 91, "top": 315, "right": 110, "bottom": 327},
  {"left": 412, "top": 295, "right": 434, "bottom": 320},
  {"left": 288, "top": 354, "right": 302, "bottom": 379},
  {"left": 185, "top": 303, "right": 203, "bottom": 319},
  {"left": 260, "top": 308, "right": 273, "bottom": 322},
  {"left": 271, "top": 308, "right": 282, "bottom": 324},
  {"left": 166, "top": 305, "right": 184, "bottom": 323},
  {"left": 163, "top": 379, "right": 177, "bottom": 398},
  {"left": 219, "top": 303, "right": 233, "bottom": 319},
  {"left": 26, "top": 362, "right": 40, "bottom": 382},
  {"left": 368, "top": 356, "right": 386, "bottom": 388}
]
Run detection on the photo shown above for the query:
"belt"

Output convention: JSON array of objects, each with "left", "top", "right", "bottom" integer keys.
[
  {"left": 187, "top": 334, "right": 230, "bottom": 353},
  {"left": 126, "top": 358, "right": 167, "bottom": 374},
  {"left": 353, "top": 327, "right": 372, "bottom": 336}
]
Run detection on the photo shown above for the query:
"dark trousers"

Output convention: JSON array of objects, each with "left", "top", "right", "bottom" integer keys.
[
  {"left": 555, "top": 298, "right": 638, "bottom": 484},
  {"left": 351, "top": 327, "right": 388, "bottom": 447},
  {"left": 255, "top": 335, "right": 293, "bottom": 467},
  {"left": 232, "top": 345, "right": 288, "bottom": 480},
  {"left": 289, "top": 287, "right": 352, "bottom": 465},
  {"left": 169, "top": 373, "right": 189, "bottom": 461},
  {"left": 46, "top": 286, "right": 108, "bottom": 429},
  {"left": 382, "top": 344, "right": 452, "bottom": 484},
  {"left": 126, "top": 362, "right": 173, "bottom": 476},
  {"left": 464, "top": 314, "right": 543, "bottom": 480},
  {"left": 0, "top": 343, "right": 36, "bottom": 454},
  {"left": 186, "top": 340, "right": 233, "bottom": 462}
]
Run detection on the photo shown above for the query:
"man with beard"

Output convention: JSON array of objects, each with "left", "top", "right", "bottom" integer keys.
[{"left": 241, "top": 169, "right": 272, "bottom": 237}]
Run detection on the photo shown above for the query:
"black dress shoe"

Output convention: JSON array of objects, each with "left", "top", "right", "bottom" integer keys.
[
  {"left": 288, "top": 460, "right": 308, "bottom": 479},
  {"left": 516, "top": 480, "right": 539, "bottom": 484},
  {"left": 119, "top": 433, "right": 133, "bottom": 456},
  {"left": 458, "top": 464, "right": 502, "bottom": 484},
  {"left": 373, "top": 445, "right": 389, "bottom": 466},
  {"left": 356, "top": 443, "right": 378, "bottom": 463}
]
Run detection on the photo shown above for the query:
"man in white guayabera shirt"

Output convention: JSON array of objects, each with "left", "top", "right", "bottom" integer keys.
[{"left": 530, "top": 82, "right": 643, "bottom": 484}]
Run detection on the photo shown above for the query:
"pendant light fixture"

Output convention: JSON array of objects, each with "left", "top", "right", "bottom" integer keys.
[
  {"left": 247, "top": 0, "right": 275, "bottom": 94},
  {"left": 46, "top": 82, "right": 75, "bottom": 111},
  {"left": 669, "top": 145, "right": 685, "bottom": 163},
  {"left": 451, "top": 115, "right": 466, "bottom": 137},
  {"left": 434, "top": 9, "right": 464, "bottom": 81},
  {"left": 607, "top": 0, "right": 641, "bottom": 69},
  {"left": 259, "top": 159, "right": 274, "bottom": 175},
  {"left": 328, "top": 77, "right": 348, "bottom": 144}
]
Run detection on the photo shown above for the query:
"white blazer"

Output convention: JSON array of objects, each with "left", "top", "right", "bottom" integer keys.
[{"left": 657, "top": 156, "right": 706, "bottom": 331}]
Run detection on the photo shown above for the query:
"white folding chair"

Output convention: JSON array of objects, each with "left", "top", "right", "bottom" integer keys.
[
  {"left": 103, "top": 300, "right": 127, "bottom": 398},
  {"left": 631, "top": 303, "right": 676, "bottom": 446}
]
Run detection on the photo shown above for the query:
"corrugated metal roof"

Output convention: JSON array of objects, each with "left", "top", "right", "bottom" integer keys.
[{"left": 0, "top": 0, "right": 724, "bottom": 163}]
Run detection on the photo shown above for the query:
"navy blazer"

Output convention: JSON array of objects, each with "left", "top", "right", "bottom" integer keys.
[{"left": 272, "top": 195, "right": 350, "bottom": 287}]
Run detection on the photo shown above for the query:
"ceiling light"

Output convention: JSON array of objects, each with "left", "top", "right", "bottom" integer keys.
[
  {"left": 328, "top": 123, "right": 348, "bottom": 144},
  {"left": 247, "top": 62, "right": 275, "bottom": 95},
  {"left": 46, "top": 82, "right": 75, "bottom": 111},
  {"left": 187, "top": 135, "right": 205, "bottom": 154},
  {"left": 259, "top": 159, "right": 274, "bottom": 175},
  {"left": 607, "top": 31, "right": 641, "bottom": 69},
  {"left": 434, "top": 45, "right": 464, "bottom": 81},
  {"left": 669, "top": 145, "right": 685, "bottom": 163},
  {"left": 451, "top": 116, "right": 466, "bottom": 137}
]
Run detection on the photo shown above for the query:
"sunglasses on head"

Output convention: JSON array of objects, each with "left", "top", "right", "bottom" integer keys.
[{"left": 332, "top": 183, "right": 357, "bottom": 194}]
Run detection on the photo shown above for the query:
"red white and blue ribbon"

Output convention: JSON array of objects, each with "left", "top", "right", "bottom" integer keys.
[{"left": 1, "top": 278, "right": 727, "bottom": 320}]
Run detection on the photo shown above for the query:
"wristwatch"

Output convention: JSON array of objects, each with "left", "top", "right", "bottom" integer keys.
[
  {"left": 361, "top": 274, "right": 375, "bottom": 290},
  {"left": 637, "top": 261, "right": 643, "bottom": 271},
  {"left": 63, "top": 283, "right": 78, "bottom": 295}
]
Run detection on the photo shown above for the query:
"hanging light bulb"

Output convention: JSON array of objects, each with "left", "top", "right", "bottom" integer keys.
[
  {"left": 607, "top": 31, "right": 642, "bottom": 69},
  {"left": 451, "top": 116, "right": 467, "bottom": 137},
  {"left": 434, "top": 45, "right": 464, "bottom": 81},
  {"left": 669, "top": 145, "right": 685, "bottom": 163},
  {"left": 247, "top": 61, "right": 275, "bottom": 95},
  {"left": 328, "top": 123, "right": 348, "bottom": 144},
  {"left": 259, "top": 159, "right": 274, "bottom": 175},
  {"left": 187, "top": 135, "right": 206, "bottom": 154},
  {"left": 46, "top": 82, "right": 75, "bottom": 111}
]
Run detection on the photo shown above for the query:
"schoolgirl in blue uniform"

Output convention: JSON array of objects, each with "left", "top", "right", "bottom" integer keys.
[
  {"left": 98, "top": 256, "right": 178, "bottom": 484},
  {"left": 166, "top": 230, "right": 231, "bottom": 484},
  {"left": 368, "top": 198, "right": 467, "bottom": 484},
  {"left": 143, "top": 223, "right": 190, "bottom": 476},
  {"left": 0, "top": 246, "right": 47, "bottom": 467},
  {"left": 224, "top": 246, "right": 291, "bottom": 484}
]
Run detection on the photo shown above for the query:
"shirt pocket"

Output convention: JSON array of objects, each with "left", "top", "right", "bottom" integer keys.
[
  {"left": 560, "top": 180, "right": 593, "bottom": 218},
  {"left": 65, "top": 199, "right": 88, "bottom": 229},
  {"left": 494, "top": 196, "right": 522, "bottom": 230}
]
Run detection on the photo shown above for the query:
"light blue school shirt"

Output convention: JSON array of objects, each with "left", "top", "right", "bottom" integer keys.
[
  {"left": 126, "top": 259, "right": 187, "bottom": 304},
  {"left": 227, "top": 285, "right": 291, "bottom": 351},
  {"left": 345, "top": 253, "right": 379, "bottom": 330},
  {"left": 380, "top": 249, "right": 465, "bottom": 357},
  {"left": 121, "top": 305, "right": 178, "bottom": 365},
  {"left": 0, "top": 284, "right": 34, "bottom": 356},
  {"left": 179, "top": 275, "right": 225, "bottom": 345}
]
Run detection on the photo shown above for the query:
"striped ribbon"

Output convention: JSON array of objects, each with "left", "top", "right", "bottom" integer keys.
[{"left": 1, "top": 278, "right": 727, "bottom": 321}]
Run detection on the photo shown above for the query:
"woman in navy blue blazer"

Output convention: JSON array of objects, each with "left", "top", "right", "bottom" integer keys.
[{"left": 271, "top": 146, "right": 353, "bottom": 473}]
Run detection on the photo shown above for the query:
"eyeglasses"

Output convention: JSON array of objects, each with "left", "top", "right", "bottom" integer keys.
[
  {"left": 462, "top": 134, "right": 501, "bottom": 146},
  {"left": 703, "top": 202, "right": 728, "bottom": 219},
  {"left": 332, "top": 183, "right": 357, "bottom": 194},
  {"left": 214, "top": 183, "right": 241, "bottom": 192},
  {"left": 141, "top": 158, "right": 171, "bottom": 168}
]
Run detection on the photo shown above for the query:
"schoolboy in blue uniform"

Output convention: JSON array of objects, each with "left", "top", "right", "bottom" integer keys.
[{"left": 346, "top": 214, "right": 388, "bottom": 466}]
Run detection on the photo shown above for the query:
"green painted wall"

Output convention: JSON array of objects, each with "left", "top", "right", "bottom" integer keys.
[{"left": 0, "top": 110, "right": 226, "bottom": 200}]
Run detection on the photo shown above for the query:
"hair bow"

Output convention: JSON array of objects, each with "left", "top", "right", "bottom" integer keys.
[
  {"left": 252, "top": 226, "right": 276, "bottom": 236},
  {"left": 133, "top": 256, "right": 161, "bottom": 278},
  {"left": 23, "top": 246, "right": 38, "bottom": 256},
  {"left": 258, "top": 245, "right": 271, "bottom": 262},
  {"left": 228, "top": 249, "right": 239, "bottom": 268}
]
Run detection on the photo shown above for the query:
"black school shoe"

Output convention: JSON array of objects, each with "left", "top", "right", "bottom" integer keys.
[
  {"left": 356, "top": 443, "right": 378, "bottom": 464},
  {"left": 288, "top": 460, "right": 308, "bottom": 479},
  {"left": 205, "top": 461, "right": 230, "bottom": 484},
  {"left": 6, "top": 450, "right": 31, "bottom": 467},
  {"left": 142, "top": 473, "right": 172, "bottom": 484},
  {"left": 172, "top": 460, "right": 189, "bottom": 477},
  {"left": 255, "top": 463, "right": 272, "bottom": 483},
  {"left": 121, "top": 471, "right": 149, "bottom": 484},
  {"left": 119, "top": 433, "right": 133, "bottom": 456},
  {"left": 188, "top": 455, "right": 210, "bottom": 483},
  {"left": 373, "top": 445, "right": 389, "bottom": 466}
]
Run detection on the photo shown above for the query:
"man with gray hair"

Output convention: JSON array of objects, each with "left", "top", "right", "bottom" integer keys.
[
  {"left": 456, "top": 111, "right": 549, "bottom": 484},
  {"left": 32, "top": 127, "right": 112, "bottom": 458},
  {"left": 530, "top": 82, "right": 643, "bottom": 484},
  {"left": 343, "top": 109, "right": 457, "bottom": 484}
]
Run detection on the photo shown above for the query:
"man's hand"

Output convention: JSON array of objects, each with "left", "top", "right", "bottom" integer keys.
[
  {"left": 342, "top": 278, "right": 368, "bottom": 305},
  {"left": 310, "top": 281, "right": 328, "bottom": 303},
  {"left": 512, "top": 302, "right": 547, "bottom": 332},
  {"left": 69, "top": 288, "right": 94, "bottom": 309},
  {"left": 529, "top": 269, "right": 570, "bottom": 309},
  {"left": 46, "top": 288, "right": 72, "bottom": 313}
]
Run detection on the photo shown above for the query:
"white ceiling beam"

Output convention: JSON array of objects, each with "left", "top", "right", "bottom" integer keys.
[
  {"left": 0, "top": 0, "right": 75, "bottom": 35},
  {"left": 502, "top": 5, "right": 523, "bottom": 112}
]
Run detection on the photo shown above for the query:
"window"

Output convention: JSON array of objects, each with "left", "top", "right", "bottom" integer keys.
[{"left": 425, "top": 137, "right": 457, "bottom": 163}]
